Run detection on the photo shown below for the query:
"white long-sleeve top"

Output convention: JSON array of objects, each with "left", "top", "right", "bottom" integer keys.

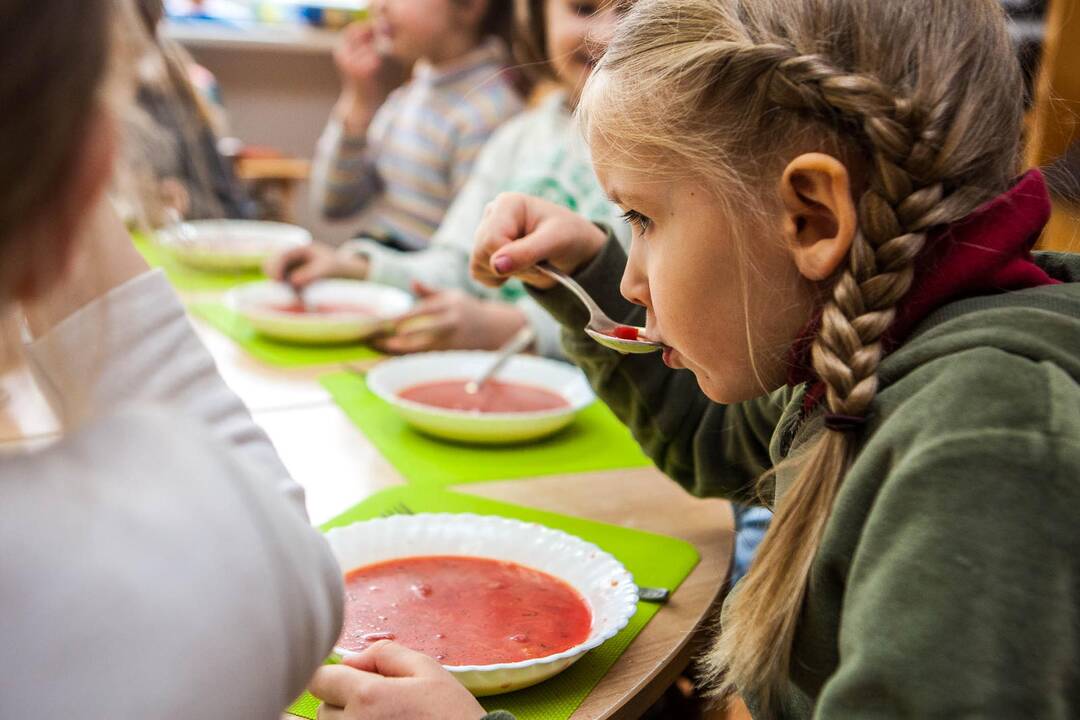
[
  {"left": 344, "top": 91, "right": 632, "bottom": 359},
  {"left": 0, "top": 271, "right": 343, "bottom": 718}
]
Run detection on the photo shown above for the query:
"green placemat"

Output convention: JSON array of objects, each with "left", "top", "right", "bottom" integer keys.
[
  {"left": 190, "top": 303, "right": 383, "bottom": 368},
  {"left": 287, "top": 485, "right": 701, "bottom": 720},
  {"left": 132, "top": 233, "right": 264, "bottom": 292},
  {"left": 320, "top": 372, "right": 653, "bottom": 487}
]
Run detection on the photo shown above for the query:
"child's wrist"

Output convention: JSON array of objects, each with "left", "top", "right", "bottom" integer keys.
[
  {"left": 335, "top": 91, "right": 379, "bottom": 135},
  {"left": 335, "top": 249, "right": 370, "bottom": 280}
]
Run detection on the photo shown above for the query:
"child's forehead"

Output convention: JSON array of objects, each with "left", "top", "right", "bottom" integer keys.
[{"left": 596, "top": 162, "right": 679, "bottom": 206}]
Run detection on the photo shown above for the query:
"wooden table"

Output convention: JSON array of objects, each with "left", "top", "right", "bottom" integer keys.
[{"left": 0, "top": 297, "right": 735, "bottom": 719}]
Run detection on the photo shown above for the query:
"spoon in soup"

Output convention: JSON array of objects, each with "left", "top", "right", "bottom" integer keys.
[
  {"left": 534, "top": 263, "right": 663, "bottom": 355},
  {"left": 464, "top": 325, "right": 538, "bottom": 396}
]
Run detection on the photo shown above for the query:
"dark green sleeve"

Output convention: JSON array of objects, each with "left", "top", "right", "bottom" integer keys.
[
  {"left": 527, "top": 230, "right": 781, "bottom": 501},
  {"left": 816, "top": 430, "right": 1080, "bottom": 718}
]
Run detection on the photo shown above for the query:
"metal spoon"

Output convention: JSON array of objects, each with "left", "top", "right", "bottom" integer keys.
[
  {"left": 534, "top": 263, "right": 663, "bottom": 355},
  {"left": 464, "top": 325, "right": 538, "bottom": 395}
]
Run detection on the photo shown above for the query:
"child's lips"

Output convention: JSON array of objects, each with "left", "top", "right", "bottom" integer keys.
[{"left": 662, "top": 346, "right": 681, "bottom": 368}]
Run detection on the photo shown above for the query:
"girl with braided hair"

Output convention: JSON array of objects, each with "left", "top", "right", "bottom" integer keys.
[{"left": 462, "top": 0, "right": 1079, "bottom": 717}]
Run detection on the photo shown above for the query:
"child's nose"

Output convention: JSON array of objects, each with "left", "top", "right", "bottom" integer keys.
[{"left": 619, "top": 252, "right": 650, "bottom": 309}]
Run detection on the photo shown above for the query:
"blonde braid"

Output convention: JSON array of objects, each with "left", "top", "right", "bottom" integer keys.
[
  {"left": 709, "top": 49, "right": 1002, "bottom": 711},
  {"left": 764, "top": 55, "right": 993, "bottom": 419}
]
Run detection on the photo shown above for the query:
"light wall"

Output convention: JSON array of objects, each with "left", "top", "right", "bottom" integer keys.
[{"left": 181, "top": 36, "right": 358, "bottom": 246}]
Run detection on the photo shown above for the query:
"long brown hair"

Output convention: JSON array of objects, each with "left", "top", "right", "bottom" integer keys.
[
  {"left": 0, "top": 0, "right": 111, "bottom": 304},
  {"left": 581, "top": 0, "right": 1023, "bottom": 711},
  {"left": 0, "top": 0, "right": 112, "bottom": 372},
  {"left": 511, "top": 0, "right": 554, "bottom": 85},
  {"left": 477, "top": 0, "right": 515, "bottom": 47}
]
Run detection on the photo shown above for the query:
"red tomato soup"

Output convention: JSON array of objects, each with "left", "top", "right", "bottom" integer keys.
[
  {"left": 339, "top": 556, "right": 592, "bottom": 666},
  {"left": 398, "top": 379, "right": 569, "bottom": 413},
  {"left": 270, "top": 302, "right": 375, "bottom": 315}
]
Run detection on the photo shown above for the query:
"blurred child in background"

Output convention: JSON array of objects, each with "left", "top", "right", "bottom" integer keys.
[
  {"left": 310, "top": 0, "right": 523, "bottom": 252},
  {"left": 272, "top": 0, "right": 631, "bottom": 358},
  {"left": 114, "top": 0, "right": 253, "bottom": 228}
]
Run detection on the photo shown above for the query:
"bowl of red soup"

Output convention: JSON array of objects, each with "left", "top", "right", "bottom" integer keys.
[
  {"left": 325, "top": 513, "right": 639, "bottom": 695},
  {"left": 226, "top": 280, "right": 413, "bottom": 344},
  {"left": 365, "top": 351, "right": 596, "bottom": 444}
]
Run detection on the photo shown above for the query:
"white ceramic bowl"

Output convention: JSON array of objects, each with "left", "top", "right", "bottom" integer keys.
[
  {"left": 326, "top": 513, "right": 639, "bottom": 696},
  {"left": 157, "top": 220, "right": 311, "bottom": 272},
  {"left": 366, "top": 351, "right": 596, "bottom": 444},
  {"left": 227, "top": 280, "right": 413, "bottom": 344}
]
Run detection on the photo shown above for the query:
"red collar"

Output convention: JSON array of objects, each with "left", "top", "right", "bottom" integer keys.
[{"left": 788, "top": 170, "right": 1060, "bottom": 408}]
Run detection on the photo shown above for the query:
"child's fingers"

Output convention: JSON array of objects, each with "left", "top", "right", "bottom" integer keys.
[
  {"left": 343, "top": 640, "right": 441, "bottom": 678},
  {"left": 472, "top": 193, "right": 600, "bottom": 288},
  {"left": 396, "top": 294, "right": 453, "bottom": 324},
  {"left": 375, "top": 320, "right": 453, "bottom": 354},
  {"left": 395, "top": 314, "right": 454, "bottom": 337},
  {"left": 290, "top": 260, "right": 333, "bottom": 288},
  {"left": 342, "top": 21, "right": 374, "bottom": 47},
  {"left": 471, "top": 194, "right": 533, "bottom": 287},
  {"left": 410, "top": 280, "right": 441, "bottom": 298},
  {"left": 484, "top": 220, "right": 584, "bottom": 288},
  {"left": 264, "top": 246, "right": 312, "bottom": 281},
  {"left": 308, "top": 663, "right": 379, "bottom": 708}
]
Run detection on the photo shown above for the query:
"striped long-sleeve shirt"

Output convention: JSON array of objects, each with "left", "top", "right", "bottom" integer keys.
[{"left": 311, "top": 38, "right": 522, "bottom": 250}]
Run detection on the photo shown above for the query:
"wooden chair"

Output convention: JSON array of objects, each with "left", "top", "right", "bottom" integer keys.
[
  {"left": 234, "top": 156, "right": 310, "bottom": 224},
  {"left": 1026, "top": 0, "right": 1080, "bottom": 251},
  {"left": 219, "top": 140, "right": 311, "bottom": 224}
]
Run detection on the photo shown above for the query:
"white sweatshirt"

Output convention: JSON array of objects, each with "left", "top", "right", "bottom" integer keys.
[
  {"left": 346, "top": 91, "right": 632, "bottom": 359},
  {"left": 0, "top": 271, "right": 343, "bottom": 718}
]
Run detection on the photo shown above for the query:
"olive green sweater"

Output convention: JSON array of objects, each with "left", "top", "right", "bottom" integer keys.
[{"left": 480, "top": 240, "right": 1080, "bottom": 720}]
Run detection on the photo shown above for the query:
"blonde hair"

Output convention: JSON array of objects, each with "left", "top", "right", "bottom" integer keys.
[{"left": 580, "top": 0, "right": 1023, "bottom": 710}]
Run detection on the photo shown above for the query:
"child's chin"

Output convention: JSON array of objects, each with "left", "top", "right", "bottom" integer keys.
[
  {"left": 693, "top": 372, "right": 729, "bottom": 404},
  {"left": 696, "top": 372, "right": 762, "bottom": 406}
]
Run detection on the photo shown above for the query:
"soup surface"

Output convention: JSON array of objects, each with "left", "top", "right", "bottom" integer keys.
[
  {"left": 398, "top": 379, "right": 569, "bottom": 413},
  {"left": 339, "top": 555, "right": 592, "bottom": 666},
  {"left": 269, "top": 301, "right": 375, "bottom": 316}
]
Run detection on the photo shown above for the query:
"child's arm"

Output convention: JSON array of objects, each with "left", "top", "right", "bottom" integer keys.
[
  {"left": 471, "top": 196, "right": 781, "bottom": 499},
  {"left": 811, "top": 424, "right": 1080, "bottom": 718},
  {"left": 310, "top": 22, "right": 406, "bottom": 220},
  {"left": 340, "top": 111, "right": 526, "bottom": 293},
  {"left": 310, "top": 105, "right": 391, "bottom": 221}
]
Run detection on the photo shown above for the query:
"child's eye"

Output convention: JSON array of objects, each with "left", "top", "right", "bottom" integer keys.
[{"left": 621, "top": 209, "right": 652, "bottom": 234}]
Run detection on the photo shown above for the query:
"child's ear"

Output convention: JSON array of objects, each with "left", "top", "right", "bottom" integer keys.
[{"left": 778, "top": 153, "right": 857, "bottom": 282}]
